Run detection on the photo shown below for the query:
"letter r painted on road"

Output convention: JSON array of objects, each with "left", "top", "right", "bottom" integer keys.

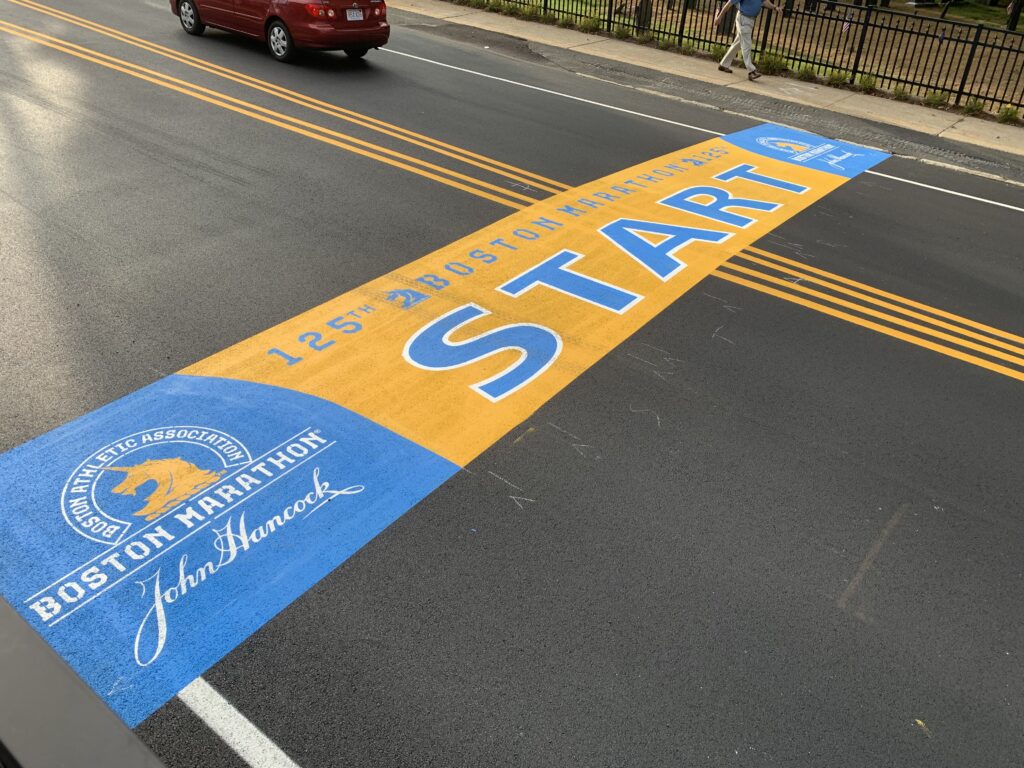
[
  {"left": 599, "top": 218, "right": 732, "bottom": 280},
  {"left": 403, "top": 303, "right": 563, "bottom": 402},
  {"left": 498, "top": 250, "right": 642, "bottom": 314},
  {"left": 714, "top": 163, "right": 809, "bottom": 194},
  {"left": 659, "top": 186, "right": 781, "bottom": 229}
]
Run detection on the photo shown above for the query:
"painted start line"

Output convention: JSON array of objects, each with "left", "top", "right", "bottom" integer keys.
[{"left": 0, "top": 124, "right": 887, "bottom": 726}]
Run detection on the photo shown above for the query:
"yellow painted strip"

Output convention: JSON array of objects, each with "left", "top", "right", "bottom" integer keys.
[
  {"left": 738, "top": 251, "right": 1024, "bottom": 359},
  {"left": 712, "top": 270, "right": 1024, "bottom": 383},
  {"left": 185, "top": 138, "right": 852, "bottom": 465},
  {"left": 719, "top": 262, "right": 1024, "bottom": 368},
  {"left": 0, "top": 20, "right": 529, "bottom": 209},
  {"left": 6, "top": 0, "right": 570, "bottom": 195},
  {"left": 745, "top": 245, "right": 1024, "bottom": 349}
]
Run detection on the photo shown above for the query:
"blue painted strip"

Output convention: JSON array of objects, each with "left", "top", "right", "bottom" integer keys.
[
  {"left": 0, "top": 374, "right": 457, "bottom": 726},
  {"left": 722, "top": 124, "right": 890, "bottom": 178}
]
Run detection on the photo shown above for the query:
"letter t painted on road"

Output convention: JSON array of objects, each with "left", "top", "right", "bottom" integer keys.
[{"left": 498, "top": 250, "right": 642, "bottom": 314}]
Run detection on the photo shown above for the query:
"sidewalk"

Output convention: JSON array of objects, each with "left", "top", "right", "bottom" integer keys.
[{"left": 390, "top": 0, "right": 1024, "bottom": 159}]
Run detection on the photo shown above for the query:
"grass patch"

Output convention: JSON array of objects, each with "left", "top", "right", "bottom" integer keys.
[
  {"left": 521, "top": 4, "right": 542, "bottom": 19},
  {"left": 856, "top": 74, "right": 876, "bottom": 93},
  {"left": 757, "top": 52, "right": 788, "bottom": 75},
  {"left": 613, "top": 23, "right": 632, "bottom": 38},
  {"left": 578, "top": 15, "right": 603, "bottom": 32},
  {"left": 680, "top": 40, "right": 696, "bottom": 54},
  {"left": 961, "top": 97, "right": 984, "bottom": 116},
  {"left": 637, "top": 31, "right": 658, "bottom": 44},
  {"left": 826, "top": 69, "right": 849, "bottom": 87},
  {"left": 923, "top": 90, "right": 948, "bottom": 107},
  {"left": 555, "top": 14, "right": 573, "bottom": 25},
  {"left": 796, "top": 64, "right": 817, "bottom": 81},
  {"left": 710, "top": 43, "right": 728, "bottom": 61},
  {"left": 540, "top": 11, "right": 558, "bottom": 23},
  {"left": 893, "top": 85, "right": 911, "bottom": 101},
  {"left": 657, "top": 37, "right": 674, "bottom": 49},
  {"left": 997, "top": 105, "right": 1021, "bottom": 123}
]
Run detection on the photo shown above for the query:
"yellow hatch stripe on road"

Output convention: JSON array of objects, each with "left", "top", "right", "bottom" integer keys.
[
  {"left": 0, "top": 19, "right": 531, "bottom": 209},
  {"left": 718, "top": 261, "right": 1024, "bottom": 368},
  {"left": 744, "top": 246, "right": 1024, "bottom": 349},
  {"left": 5, "top": 0, "right": 569, "bottom": 195},
  {"left": 183, "top": 136, "right": 861, "bottom": 466},
  {"left": 712, "top": 270, "right": 1024, "bottom": 384}
]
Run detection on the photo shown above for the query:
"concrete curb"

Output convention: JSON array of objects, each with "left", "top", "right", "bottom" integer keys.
[{"left": 391, "top": 0, "right": 1024, "bottom": 159}]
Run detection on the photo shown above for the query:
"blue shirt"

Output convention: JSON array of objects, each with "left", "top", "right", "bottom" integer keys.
[{"left": 731, "top": 0, "right": 764, "bottom": 17}]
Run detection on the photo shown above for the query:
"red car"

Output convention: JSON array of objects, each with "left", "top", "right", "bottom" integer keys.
[{"left": 171, "top": 0, "right": 389, "bottom": 61}]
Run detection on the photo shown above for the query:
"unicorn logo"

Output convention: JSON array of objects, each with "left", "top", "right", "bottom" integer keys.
[
  {"left": 756, "top": 136, "right": 812, "bottom": 155},
  {"left": 385, "top": 289, "right": 429, "bottom": 310},
  {"left": 61, "top": 427, "right": 252, "bottom": 544},
  {"left": 102, "top": 459, "right": 224, "bottom": 522}
]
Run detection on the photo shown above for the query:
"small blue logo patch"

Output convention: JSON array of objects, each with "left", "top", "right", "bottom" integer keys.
[
  {"left": 724, "top": 124, "right": 889, "bottom": 178},
  {"left": 385, "top": 288, "right": 430, "bottom": 309},
  {"left": 755, "top": 135, "right": 863, "bottom": 172}
]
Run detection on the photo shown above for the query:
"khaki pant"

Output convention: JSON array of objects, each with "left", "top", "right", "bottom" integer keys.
[{"left": 720, "top": 12, "right": 756, "bottom": 72}]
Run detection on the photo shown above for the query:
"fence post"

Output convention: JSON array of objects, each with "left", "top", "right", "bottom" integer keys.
[
  {"left": 849, "top": 4, "right": 872, "bottom": 83},
  {"left": 676, "top": 0, "right": 690, "bottom": 46},
  {"left": 543, "top": 0, "right": 548, "bottom": 13},
  {"left": 759, "top": 3, "right": 773, "bottom": 55},
  {"left": 954, "top": 23, "right": 984, "bottom": 105},
  {"left": 606, "top": 0, "right": 614, "bottom": 31}
]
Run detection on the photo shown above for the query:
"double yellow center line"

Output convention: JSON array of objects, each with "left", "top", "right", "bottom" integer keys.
[
  {"left": 1, "top": 8, "right": 564, "bottom": 208},
  {"left": 6, "top": 0, "right": 569, "bottom": 194},
  {"left": 2, "top": 0, "right": 1021, "bottom": 384}
]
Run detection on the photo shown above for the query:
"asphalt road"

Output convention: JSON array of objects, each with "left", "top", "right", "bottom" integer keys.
[{"left": 1, "top": 0, "right": 1023, "bottom": 765}]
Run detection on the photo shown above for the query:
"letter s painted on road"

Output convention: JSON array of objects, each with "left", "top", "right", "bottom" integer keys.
[{"left": 403, "top": 303, "right": 563, "bottom": 402}]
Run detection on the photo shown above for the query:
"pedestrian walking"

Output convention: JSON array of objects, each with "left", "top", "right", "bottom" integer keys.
[{"left": 713, "top": 0, "right": 781, "bottom": 80}]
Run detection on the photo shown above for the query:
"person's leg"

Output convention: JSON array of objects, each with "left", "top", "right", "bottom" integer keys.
[
  {"left": 739, "top": 14, "right": 756, "bottom": 72},
  {"left": 719, "top": 15, "right": 743, "bottom": 68}
]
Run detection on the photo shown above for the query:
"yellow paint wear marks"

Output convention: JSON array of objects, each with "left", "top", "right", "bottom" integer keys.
[
  {"left": 914, "top": 719, "right": 933, "bottom": 738},
  {"left": 186, "top": 142, "right": 846, "bottom": 466},
  {"left": 0, "top": 20, "right": 528, "bottom": 209},
  {"left": 746, "top": 246, "right": 1024, "bottom": 350},
  {"left": 719, "top": 262, "right": 1024, "bottom": 368},
  {"left": 6, "top": 0, "right": 569, "bottom": 195},
  {"left": 712, "top": 270, "right": 1024, "bottom": 384}
]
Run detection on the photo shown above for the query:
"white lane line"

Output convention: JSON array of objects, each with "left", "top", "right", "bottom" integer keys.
[
  {"left": 864, "top": 169, "right": 1024, "bottom": 213},
  {"left": 179, "top": 677, "right": 301, "bottom": 768},
  {"left": 383, "top": 48, "right": 722, "bottom": 135},
  {"left": 383, "top": 48, "right": 1024, "bottom": 214}
]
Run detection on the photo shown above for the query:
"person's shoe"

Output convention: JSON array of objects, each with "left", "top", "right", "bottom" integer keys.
[
  {"left": 718, "top": 65, "right": 733, "bottom": 73},
  {"left": 748, "top": 70, "right": 762, "bottom": 80}
]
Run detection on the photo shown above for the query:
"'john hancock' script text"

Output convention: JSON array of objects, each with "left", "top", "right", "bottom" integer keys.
[{"left": 133, "top": 467, "right": 364, "bottom": 666}]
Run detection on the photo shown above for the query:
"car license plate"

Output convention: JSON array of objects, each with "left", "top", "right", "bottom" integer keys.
[{"left": 346, "top": 8, "right": 363, "bottom": 20}]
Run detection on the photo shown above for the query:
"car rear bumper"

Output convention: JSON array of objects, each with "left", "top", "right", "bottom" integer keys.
[{"left": 291, "top": 21, "right": 390, "bottom": 49}]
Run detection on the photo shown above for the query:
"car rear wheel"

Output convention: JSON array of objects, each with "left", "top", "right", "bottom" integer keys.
[
  {"left": 178, "top": 0, "right": 205, "bottom": 35},
  {"left": 344, "top": 47, "right": 369, "bottom": 59},
  {"left": 267, "top": 21, "right": 294, "bottom": 62}
]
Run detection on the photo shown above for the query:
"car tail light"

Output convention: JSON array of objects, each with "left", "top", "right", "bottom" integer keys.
[
  {"left": 305, "top": 2, "right": 333, "bottom": 17},
  {"left": 370, "top": 0, "right": 387, "bottom": 17}
]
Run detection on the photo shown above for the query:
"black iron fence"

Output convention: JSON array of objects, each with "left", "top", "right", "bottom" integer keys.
[{"left": 507, "top": 0, "right": 1024, "bottom": 110}]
